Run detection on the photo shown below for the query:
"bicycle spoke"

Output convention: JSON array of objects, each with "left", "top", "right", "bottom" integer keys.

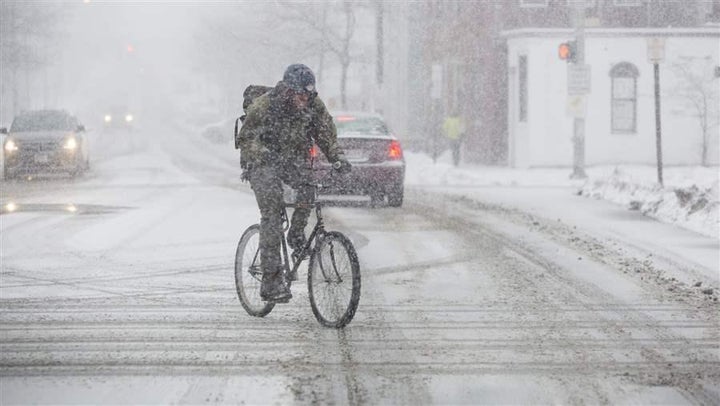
[
  {"left": 235, "top": 225, "right": 274, "bottom": 317},
  {"left": 308, "top": 232, "right": 360, "bottom": 328},
  {"left": 328, "top": 242, "right": 344, "bottom": 283}
]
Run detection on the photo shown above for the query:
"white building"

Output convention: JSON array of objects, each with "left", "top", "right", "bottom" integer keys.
[{"left": 504, "top": 28, "right": 720, "bottom": 168}]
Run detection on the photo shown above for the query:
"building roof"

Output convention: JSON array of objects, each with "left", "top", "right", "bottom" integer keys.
[{"left": 501, "top": 27, "right": 720, "bottom": 39}]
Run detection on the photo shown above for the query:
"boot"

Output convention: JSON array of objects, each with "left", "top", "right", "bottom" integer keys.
[{"left": 260, "top": 270, "right": 292, "bottom": 303}]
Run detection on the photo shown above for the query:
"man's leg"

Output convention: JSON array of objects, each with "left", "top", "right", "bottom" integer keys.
[
  {"left": 452, "top": 140, "right": 460, "bottom": 166},
  {"left": 285, "top": 165, "right": 314, "bottom": 251},
  {"left": 289, "top": 183, "right": 314, "bottom": 248},
  {"left": 249, "top": 166, "right": 291, "bottom": 302}
]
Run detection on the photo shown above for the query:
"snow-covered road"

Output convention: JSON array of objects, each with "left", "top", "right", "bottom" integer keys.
[{"left": 1, "top": 125, "right": 718, "bottom": 404}]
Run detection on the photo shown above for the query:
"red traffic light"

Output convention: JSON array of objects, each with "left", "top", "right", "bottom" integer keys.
[
  {"left": 558, "top": 41, "right": 577, "bottom": 63},
  {"left": 558, "top": 43, "right": 570, "bottom": 59}
]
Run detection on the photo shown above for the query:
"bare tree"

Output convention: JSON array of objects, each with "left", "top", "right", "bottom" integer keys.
[
  {"left": 672, "top": 57, "right": 720, "bottom": 166},
  {"left": 191, "top": 3, "right": 285, "bottom": 116},
  {"left": 191, "top": 1, "right": 370, "bottom": 114},
  {"left": 260, "top": 1, "right": 363, "bottom": 109},
  {"left": 191, "top": 3, "right": 322, "bottom": 115}
]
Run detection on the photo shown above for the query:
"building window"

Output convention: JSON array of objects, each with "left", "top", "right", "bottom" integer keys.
[
  {"left": 610, "top": 62, "right": 639, "bottom": 133},
  {"left": 519, "top": 0, "right": 549, "bottom": 8},
  {"left": 519, "top": 55, "right": 528, "bottom": 122}
]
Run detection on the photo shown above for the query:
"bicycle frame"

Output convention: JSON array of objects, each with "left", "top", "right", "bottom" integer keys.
[
  {"left": 280, "top": 202, "right": 326, "bottom": 277},
  {"left": 235, "top": 169, "right": 361, "bottom": 327}
]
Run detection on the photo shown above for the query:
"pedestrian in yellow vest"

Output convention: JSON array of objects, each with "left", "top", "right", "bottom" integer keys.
[{"left": 443, "top": 111, "right": 465, "bottom": 166}]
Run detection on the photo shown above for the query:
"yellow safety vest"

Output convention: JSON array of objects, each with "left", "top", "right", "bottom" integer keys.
[{"left": 443, "top": 116, "right": 463, "bottom": 140}]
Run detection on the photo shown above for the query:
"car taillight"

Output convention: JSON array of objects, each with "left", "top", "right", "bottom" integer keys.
[
  {"left": 388, "top": 140, "right": 402, "bottom": 160},
  {"left": 310, "top": 144, "right": 319, "bottom": 158}
]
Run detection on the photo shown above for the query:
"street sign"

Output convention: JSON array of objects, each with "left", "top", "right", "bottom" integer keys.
[
  {"left": 567, "top": 64, "right": 591, "bottom": 95},
  {"left": 647, "top": 37, "right": 665, "bottom": 64}
]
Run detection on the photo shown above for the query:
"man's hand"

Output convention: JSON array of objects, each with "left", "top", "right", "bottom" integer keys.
[
  {"left": 332, "top": 158, "right": 352, "bottom": 174},
  {"left": 241, "top": 168, "right": 252, "bottom": 182}
]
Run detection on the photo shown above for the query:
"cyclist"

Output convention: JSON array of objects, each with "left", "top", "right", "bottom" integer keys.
[{"left": 238, "top": 64, "right": 351, "bottom": 303}]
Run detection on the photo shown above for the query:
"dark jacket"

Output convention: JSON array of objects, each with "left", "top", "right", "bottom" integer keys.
[{"left": 238, "top": 81, "right": 343, "bottom": 170}]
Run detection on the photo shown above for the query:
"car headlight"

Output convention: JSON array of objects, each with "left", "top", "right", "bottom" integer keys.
[
  {"left": 104, "top": 115, "right": 112, "bottom": 123},
  {"left": 4, "top": 139, "right": 18, "bottom": 153},
  {"left": 125, "top": 114, "right": 133, "bottom": 122},
  {"left": 63, "top": 137, "right": 78, "bottom": 150}
]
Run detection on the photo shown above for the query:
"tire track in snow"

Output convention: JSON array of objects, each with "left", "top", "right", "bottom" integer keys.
[{"left": 405, "top": 190, "right": 720, "bottom": 405}]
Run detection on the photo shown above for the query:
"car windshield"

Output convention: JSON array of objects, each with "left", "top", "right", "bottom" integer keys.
[
  {"left": 10, "top": 111, "right": 75, "bottom": 132},
  {"left": 333, "top": 116, "right": 388, "bottom": 135}
]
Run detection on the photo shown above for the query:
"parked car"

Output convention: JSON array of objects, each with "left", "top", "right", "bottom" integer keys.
[
  {"left": 313, "top": 111, "right": 405, "bottom": 207},
  {"left": 1, "top": 110, "right": 90, "bottom": 179}
]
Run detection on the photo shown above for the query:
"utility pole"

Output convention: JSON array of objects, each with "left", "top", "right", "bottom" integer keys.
[
  {"left": 654, "top": 63, "right": 663, "bottom": 185},
  {"left": 431, "top": 64, "right": 442, "bottom": 163},
  {"left": 375, "top": 0, "right": 383, "bottom": 87},
  {"left": 647, "top": 37, "right": 666, "bottom": 186},
  {"left": 570, "top": 2, "right": 587, "bottom": 179}
]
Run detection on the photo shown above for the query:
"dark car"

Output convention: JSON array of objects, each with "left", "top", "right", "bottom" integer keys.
[
  {"left": 1, "top": 110, "right": 89, "bottom": 179},
  {"left": 314, "top": 112, "right": 405, "bottom": 207}
]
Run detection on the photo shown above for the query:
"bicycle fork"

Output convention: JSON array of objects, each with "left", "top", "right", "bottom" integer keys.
[{"left": 320, "top": 239, "right": 344, "bottom": 283}]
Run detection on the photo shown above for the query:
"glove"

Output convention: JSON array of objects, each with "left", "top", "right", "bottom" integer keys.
[
  {"left": 333, "top": 158, "right": 352, "bottom": 174},
  {"left": 241, "top": 169, "right": 251, "bottom": 182}
]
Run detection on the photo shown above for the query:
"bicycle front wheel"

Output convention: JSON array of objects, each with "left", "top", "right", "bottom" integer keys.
[
  {"left": 235, "top": 224, "right": 274, "bottom": 317},
  {"left": 308, "top": 231, "right": 361, "bottom": 328}
]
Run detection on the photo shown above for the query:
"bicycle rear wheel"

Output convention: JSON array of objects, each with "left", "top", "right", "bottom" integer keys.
[
  {"left": 235, "top": 224, "right": 274, "bottom": 317},
  {"left": 308, "top": 231, "right": 361, "bottom": 328}
]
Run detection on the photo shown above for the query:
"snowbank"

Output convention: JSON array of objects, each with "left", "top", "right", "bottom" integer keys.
[
  {"left": 579, "top": 167, "right": 719, "bottom": 239},
  {"left": 405, "top": 151, "right": 719, "bottom": 239}
]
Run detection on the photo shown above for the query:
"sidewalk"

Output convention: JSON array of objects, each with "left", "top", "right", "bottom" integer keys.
[{"left": 405, "top": 151, "right": 719, "bottom": 284}]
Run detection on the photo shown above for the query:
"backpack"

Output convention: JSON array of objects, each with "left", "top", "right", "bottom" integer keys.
[{"left": 234, "top": 85, "right": 273, "bottom": 150}]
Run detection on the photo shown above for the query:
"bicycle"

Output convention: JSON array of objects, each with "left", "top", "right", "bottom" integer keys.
[{"left": 234, "top": 170, "right": 361, "bottom": 328}]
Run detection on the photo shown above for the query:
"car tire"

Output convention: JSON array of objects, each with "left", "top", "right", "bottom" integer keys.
[{"left": 387, "top": 184, "right": 404, "bottom": 207}]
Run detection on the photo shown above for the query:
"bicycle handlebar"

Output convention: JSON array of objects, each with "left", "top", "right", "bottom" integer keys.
[{"left": 297, "top": 166, "right": 346, "bottom": 189}]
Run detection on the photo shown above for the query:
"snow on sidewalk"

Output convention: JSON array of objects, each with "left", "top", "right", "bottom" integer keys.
[
  {"left": 405, "top": 151, "right": 719, "bottom": 240},
  {"left": 405, "top": 151, "right": 719, "bottom": 286},
  {"left": 580, "top": 166, "right": 718, "bottom": 239}
]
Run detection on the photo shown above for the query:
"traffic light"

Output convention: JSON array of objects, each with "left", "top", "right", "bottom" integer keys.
[{"left": 558, "top": 41, "right": 577, "bottom": 63}]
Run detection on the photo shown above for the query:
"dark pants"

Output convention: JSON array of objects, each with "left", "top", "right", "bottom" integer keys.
[
  {"left": 450, "top": 139, "right": 462, "bottom": 166},
  {"left": 248, "top": 163, "right": 314, "bottom": 276}
]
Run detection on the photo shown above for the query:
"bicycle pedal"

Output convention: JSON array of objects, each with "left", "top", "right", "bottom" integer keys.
[{"left": 269, "top": 294, "right": 292, "bottom": 304}]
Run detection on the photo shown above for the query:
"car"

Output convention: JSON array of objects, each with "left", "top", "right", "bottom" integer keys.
[
  {"left": 313, "top": 111, "right": 405, "bottom": 207},
  {"left": 200, "top": 118, "right": 235, "bottom": 144},
  {"left": 102, "top": 105, "right": 135, "bottom": 130},
  {"left": 1, "top": 110, "right": 90, "bottom": 179}
]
